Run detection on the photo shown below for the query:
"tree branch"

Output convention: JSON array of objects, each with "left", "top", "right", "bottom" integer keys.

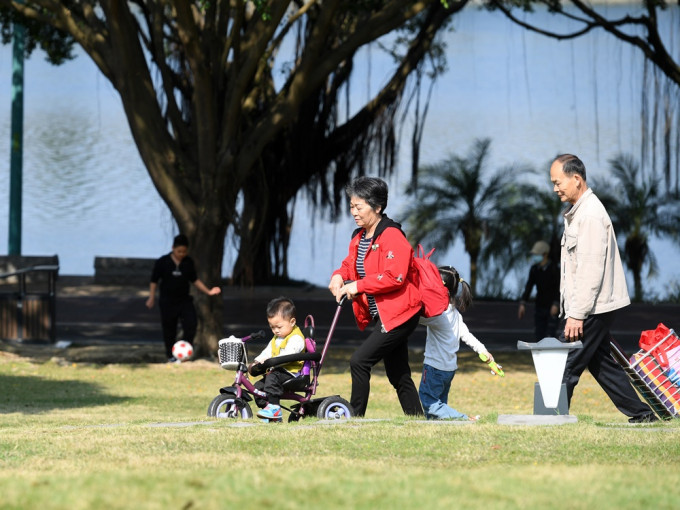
[
  {"left": 327, "top": 2, "right": 458, "bottom": 167},
  {"left": 1, "top": 0, "right": 112, "bottom": 75},
  {"left": 488, "top": 0, "right": 595, "bottom": 39},
  {"left": 232, "top": 0, "right": 438, "bottom": 183},
  {"left": 488, "top": 0, "right": 680, "bottom": 85},
  {"left": 217, "top": 1, "right": 292, "bottom": 166}
]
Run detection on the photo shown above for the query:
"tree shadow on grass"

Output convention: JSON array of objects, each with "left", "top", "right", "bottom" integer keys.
[
  {"left": 0, "top": 373, "right": 129, "bottom": 414},
  {"left": 0, "top": 340, "right": 165, "bottom": 365}
]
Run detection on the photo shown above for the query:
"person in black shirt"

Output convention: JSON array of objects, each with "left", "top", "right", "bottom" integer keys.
[
  {"left": 146, "top": 234, "right": 222, "bottom": 362},
  {"left": 518, "top": 240, "right": 560, "bottom": 340}
]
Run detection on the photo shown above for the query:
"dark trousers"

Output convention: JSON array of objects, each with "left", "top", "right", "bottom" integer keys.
[
  {"left": 561, "top": 311, "right": 651, "bottom": 418},
  {"left": 350, "top": 312, "right": 423, "bottom": 417},
  {"left": 254, "top": 369, "right": 294, "bottom": 407},
  {"left": 534, "top": 306, "right": 559, "bottom": 340},
  {"left": 159, "top": 298, "right": 197, "bottom": 357}
]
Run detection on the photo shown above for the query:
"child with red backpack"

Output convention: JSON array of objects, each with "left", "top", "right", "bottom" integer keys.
[{"left": 418, "top": 266, "right": 498, "bottom": 421}]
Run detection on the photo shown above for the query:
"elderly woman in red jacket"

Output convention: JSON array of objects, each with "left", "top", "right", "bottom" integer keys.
[{"left": 329, "top": 176, "right": 423, "bottom": 417}]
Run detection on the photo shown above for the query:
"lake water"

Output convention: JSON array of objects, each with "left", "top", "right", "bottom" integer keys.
[{"left": 1, "top": 6, "right": 679, "bottom": 299}]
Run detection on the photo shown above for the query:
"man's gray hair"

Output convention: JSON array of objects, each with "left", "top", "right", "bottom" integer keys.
[{"left": 555, "top": 154, "right": 587, "bottom": 181}]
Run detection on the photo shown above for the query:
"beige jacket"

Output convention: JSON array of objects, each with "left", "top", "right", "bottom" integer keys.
[{"left": 560, "top": 188, "right": 630, "bottom": 320}]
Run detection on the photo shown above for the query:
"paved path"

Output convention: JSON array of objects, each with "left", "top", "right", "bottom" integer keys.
[{"left": 51, "top": 277, "right": 679, "bottom": 355}]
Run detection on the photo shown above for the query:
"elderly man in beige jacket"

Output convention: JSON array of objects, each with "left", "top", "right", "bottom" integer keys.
[{"left": 550, "top": 154, "right": 656, "bottom": 423}]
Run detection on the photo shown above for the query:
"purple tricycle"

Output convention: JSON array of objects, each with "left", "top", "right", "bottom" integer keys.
[{"left": 206, "top": 299, "right": 354, "bottom": 422}]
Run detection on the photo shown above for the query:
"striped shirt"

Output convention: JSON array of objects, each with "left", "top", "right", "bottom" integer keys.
[{"left": 357, "top": 232, "right": 379, "bottom": 318}]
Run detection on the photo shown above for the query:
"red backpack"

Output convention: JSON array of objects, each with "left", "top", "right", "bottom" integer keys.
[{"left": 412, "top": 245, "right": 450, "bottom": 318}]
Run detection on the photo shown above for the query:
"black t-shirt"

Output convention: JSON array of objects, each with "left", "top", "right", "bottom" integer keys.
[
  {"left": 150, "top": 253, "right": 198, "bottom": 303},
  {"left": 521, "top": 261, "right": 560, "bottom": 309}
]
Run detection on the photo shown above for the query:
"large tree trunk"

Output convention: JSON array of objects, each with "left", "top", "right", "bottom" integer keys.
[
  {"left": 189, "top": 223, "right": 227, "bottom": 355},
  {"left": 232, "top": 199, "right": 270, "bottom": 286},
  {"left": 231, "top": 170, "right": 273, "bottom": 285},
  {"left": 231, "top": 153, "right": 298, "bottom": 285}
]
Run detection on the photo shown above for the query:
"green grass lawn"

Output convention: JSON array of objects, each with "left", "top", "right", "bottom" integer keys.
[{"left": 0, "top": 348, "right": 678, "bottom": 509}]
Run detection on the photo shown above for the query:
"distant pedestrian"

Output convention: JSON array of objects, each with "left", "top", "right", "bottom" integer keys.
[
  {"left": 146, "top": 234, "right": 222, "bottom": 363},
  {"left": 550, "top": 154, "right": 656, "bottom": 422},
  {"left": 329, "top": 176, "right": 423, "bottom": 418},
  {"left": 518, "top": 240, "right": 560, "bottom": 340}
]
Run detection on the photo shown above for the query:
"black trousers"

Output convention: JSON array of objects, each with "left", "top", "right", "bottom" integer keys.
[
  {"left": 159, "top": 298, "right": 197, "bottom": 357},
  {"left": 254, "top": 369, "right": 294, "bottom": 407},
  {"left": 349, "top": 312, "right": 423, "bottom": 417},
  {"left": 534, "top": 306, "right": 558, "bottom": 341},
  {"left": 561, "top": 311, "right": 651, "bottom": 418}
]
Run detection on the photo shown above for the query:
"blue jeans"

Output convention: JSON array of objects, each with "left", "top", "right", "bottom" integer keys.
[{"left": 419, "top": 364, "right": 468, "bottom": 420}]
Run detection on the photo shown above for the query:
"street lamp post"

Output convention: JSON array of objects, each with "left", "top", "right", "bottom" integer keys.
[{"left": 8, "top": 20, "right": 25, "bottom": 256}]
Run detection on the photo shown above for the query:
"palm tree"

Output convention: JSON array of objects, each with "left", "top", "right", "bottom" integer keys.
[
  {"left": 403, "top": 138, "right": 518, "bottom": 295},
  {"left": 481, "top": 180, "right": 563, "bottom": 294},
  {"left": 594, "top": 153, "right": 680, "bottom": 301}
]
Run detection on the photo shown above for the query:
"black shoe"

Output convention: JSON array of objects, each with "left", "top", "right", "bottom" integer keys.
[{"left": 628, "top": 413, "right": 659, "bottom": 423}]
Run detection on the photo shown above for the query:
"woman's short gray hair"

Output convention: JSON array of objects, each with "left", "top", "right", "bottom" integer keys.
[{"left": 345, "top": 176, "right": 388, "bottom": 214}]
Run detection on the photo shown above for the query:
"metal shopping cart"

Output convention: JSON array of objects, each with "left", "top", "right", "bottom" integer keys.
[{"left": 610, "top": 324, "right": 680, "bottom": 420}]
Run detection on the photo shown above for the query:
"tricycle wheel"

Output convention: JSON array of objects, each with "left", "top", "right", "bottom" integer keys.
[
  {"left": 207, "top": 395, "right": 221, "bottom": 417},
  {"left": 287, "top": 403, "right": 304, "bottom": 422},
  {"left": 316, "top": 396, "right": 353, "bottom": 420},
  {"left": 208, "top": 395, "right": 253, "bottom": 419}
]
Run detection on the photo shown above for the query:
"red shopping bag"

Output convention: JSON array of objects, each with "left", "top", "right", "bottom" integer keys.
[{"left": 639, "top": 323, "right": 680, "bottom": 369}]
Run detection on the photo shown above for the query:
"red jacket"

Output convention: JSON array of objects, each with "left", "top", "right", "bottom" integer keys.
[{"left": 333, "top": 216, "right": 422, "bottom": 332}]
